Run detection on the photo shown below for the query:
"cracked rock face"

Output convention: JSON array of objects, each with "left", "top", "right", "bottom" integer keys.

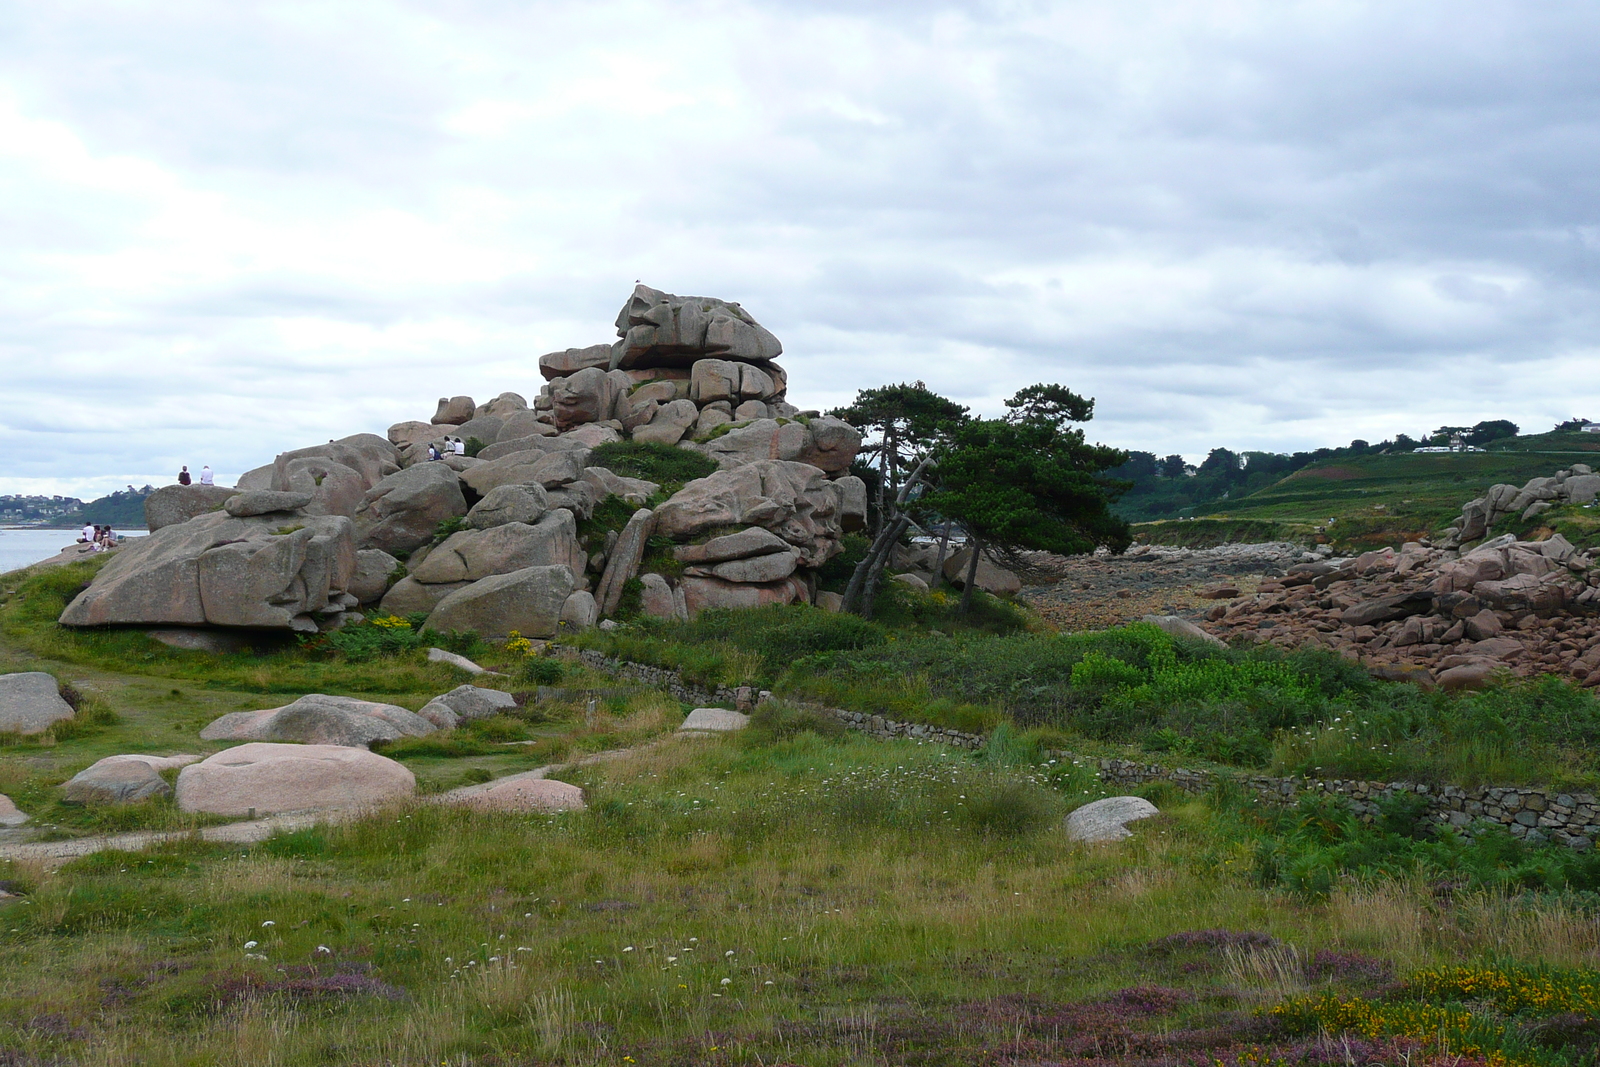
[{"left": 60, "top": 511, "right": 356, "bottom": 632}]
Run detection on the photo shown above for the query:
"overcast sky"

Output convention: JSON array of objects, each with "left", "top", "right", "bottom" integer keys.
[{"left": 3, "top": 1, "right": 1599, "bottom": 499}]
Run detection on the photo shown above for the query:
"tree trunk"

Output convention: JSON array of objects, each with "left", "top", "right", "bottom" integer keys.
[
  {"left": 860, "top": 514, "right": 912, "bottom": 619},
  {"left": 958, "top": 533, "right": 983, "bottom": 616},
  {"left": 931, "top": 522, "right": 953, "bottom": 588},
  {"left": 842, "top": 456, "right": 935, "bottom": 617}
]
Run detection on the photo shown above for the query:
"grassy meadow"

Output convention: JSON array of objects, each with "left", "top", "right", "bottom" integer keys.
[{"left": 8, "top": 556, "right": 1600, "bottom": 1062}]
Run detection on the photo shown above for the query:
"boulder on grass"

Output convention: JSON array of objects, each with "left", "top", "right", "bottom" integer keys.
[
  {"left": 199, "top": 694, "right": 436, "bottom": 748},
  {"left": 442, "top": 773, "right": 586, "bottom": 813},
  {"left": 61, "top": 511, "right": 357, "bottom": 632},
  {"left": 679, "top": 708, "right": 749, "bottom": 733},
  {"left": 0, "top": 672, "right": 75, "bottom": 736},
  {"left": 0, "top": 794, "right": 32, "bottom": 827},
  {"left": 1065, "top": 796, "right": 1160, "bottom": 843},
  {"left": 417, "top": 684, "right": 517, "bottom": 729},
  {"left": 176, "top": 743, "right": 416, "bottom": 816},
  {"left": 61, "top": 754, "right": 202, "bottom": 805},
  {"left": 379, "top": 576, "right": 470, "bottom": 618}
]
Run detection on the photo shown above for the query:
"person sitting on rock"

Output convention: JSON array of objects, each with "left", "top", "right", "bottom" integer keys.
[
  {"left": 427, "top": 443, "right": 441, "bottom": 462},
  {"left": 453, "top": 437, "right": 466, "bottom": 456},
  {"left": 199, "top": 465, "right": 214, "bottom": 485},
  {"left": 79, "top": 521, "right": 94, "bottom": 544},
  {"left": 178, "top": 466, "right": 191, "bottom": 485}
]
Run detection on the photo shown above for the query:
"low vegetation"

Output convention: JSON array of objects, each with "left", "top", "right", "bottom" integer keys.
[
  {"left": 579, "top": 608, "right": 1600, "bottom": 788},
  {"left": 9, "top": 719, "right": 1600, "bottom": 1065}
]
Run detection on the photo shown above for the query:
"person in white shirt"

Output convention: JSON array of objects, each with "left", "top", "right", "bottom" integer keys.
[
  {"left": 199, "top": 465, "right": 214, "bottom": 485},
  {"left": 80, "top": 522, "right": 94, "bottom": 543},
  {"left": 453, "top": 437, "right": 466, "bottom": 456}
]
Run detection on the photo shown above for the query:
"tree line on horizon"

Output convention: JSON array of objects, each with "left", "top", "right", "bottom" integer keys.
[
  {"left": 0, "top": 486, "right": 154, "bottom": 528},
  {"left": 1109, "top": 416, "right": 1594, "bottom": 522}
]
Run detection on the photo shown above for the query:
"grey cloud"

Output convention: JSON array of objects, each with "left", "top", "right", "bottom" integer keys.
[{"left": 3, "top": 1, "right": 1600, "bottom": 497}]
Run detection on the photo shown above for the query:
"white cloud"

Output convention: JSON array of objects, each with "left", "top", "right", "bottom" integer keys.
[{"left": 1, "top": 0, "right": 1599, "bottom": 498}]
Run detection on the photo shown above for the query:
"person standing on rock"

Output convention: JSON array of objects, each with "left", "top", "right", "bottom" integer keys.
[
  {"left": 178, "top": 466, "right": 191, "bottom": 485},
  {"left": 199, "top": 465, "right": 214, "bottom": 485}
]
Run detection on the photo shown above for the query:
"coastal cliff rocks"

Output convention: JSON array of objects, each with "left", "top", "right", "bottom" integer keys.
[{"left": 1197, "top": 531, "right": 1600, "bottom": 689}]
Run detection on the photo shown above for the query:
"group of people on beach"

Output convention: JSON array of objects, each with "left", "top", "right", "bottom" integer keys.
[
  {"left": 427, "top": 438, "right": 467, "bottom": 461},
  {"left": 176, "top": 465, "right": 214, "bottom": 486},
  {"left": 78, "top": 522, "right": 118, "bottom": 551}
]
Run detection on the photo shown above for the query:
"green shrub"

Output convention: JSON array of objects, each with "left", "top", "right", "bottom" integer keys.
[
  {"left": 426, "top": 628, "right": 486, "bottom": 658},
  {"left": 316, "top": 618, "right": 424, "bottom": 662},
  {"left": 960, "top": 778, "right": 1056, "bottom": 837},
  {"left": 463, "top": 436, "right": 487, "bottom": 458},
  {"left": 816, "top": 533, "right": 869, "bottom": 591},
  {"left": 517, "top": 657, "right": 565, "bottom": 685},
  {"left": 463, "top": 715, "right": 530, "bottom": 743},
  {"left": 430, "top": 516, "right": 467, "bottom": 545},
  {"left": 747, "top": 701, "right": 847, "bottom": 743},
  {"left": 586, "top": 440, "right": 716, "bottom": 493}
]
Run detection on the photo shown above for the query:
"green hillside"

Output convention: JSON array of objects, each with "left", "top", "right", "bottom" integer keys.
[{"left": 1138, "top": 447, "right": 1600, "bottom": 551}]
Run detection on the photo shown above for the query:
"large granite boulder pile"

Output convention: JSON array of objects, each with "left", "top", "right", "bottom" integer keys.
[
  {"left": 1199, "top": 532, "right": 1600, "bottom": 690},
  {"left": 1441, "top": 464, "right": 1600, "bottom": 546},
  {"left": 59, "top": 285, "right": 867, "bottom": 638}
]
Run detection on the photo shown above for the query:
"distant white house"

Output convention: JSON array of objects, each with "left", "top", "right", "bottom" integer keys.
[{"left": 1583, "top": 423, "right": 1600, "bottom": 433}]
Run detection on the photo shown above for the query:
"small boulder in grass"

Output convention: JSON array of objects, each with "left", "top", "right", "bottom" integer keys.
[
  {"left": 0, "top": 672, "right": 75, "bottom": 735},
  {"left": 443, "top": 774, "right": 585, "bottom": 814},
  {"left": 1066, "top": 796, "right": 1160, "bottom": 843},
  {"left": 679, "top": 708, "right": 749, "bottom": 733},
  {"left": 0, "top": 793, "right": 29, "bottom": 828},
  {"left": 62, "top": 754, "right": 202, "bottom": 805}
]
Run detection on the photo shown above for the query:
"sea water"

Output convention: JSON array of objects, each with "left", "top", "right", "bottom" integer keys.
[{"left": 0, "top": 528, "right": 144, "bottom": 575}]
